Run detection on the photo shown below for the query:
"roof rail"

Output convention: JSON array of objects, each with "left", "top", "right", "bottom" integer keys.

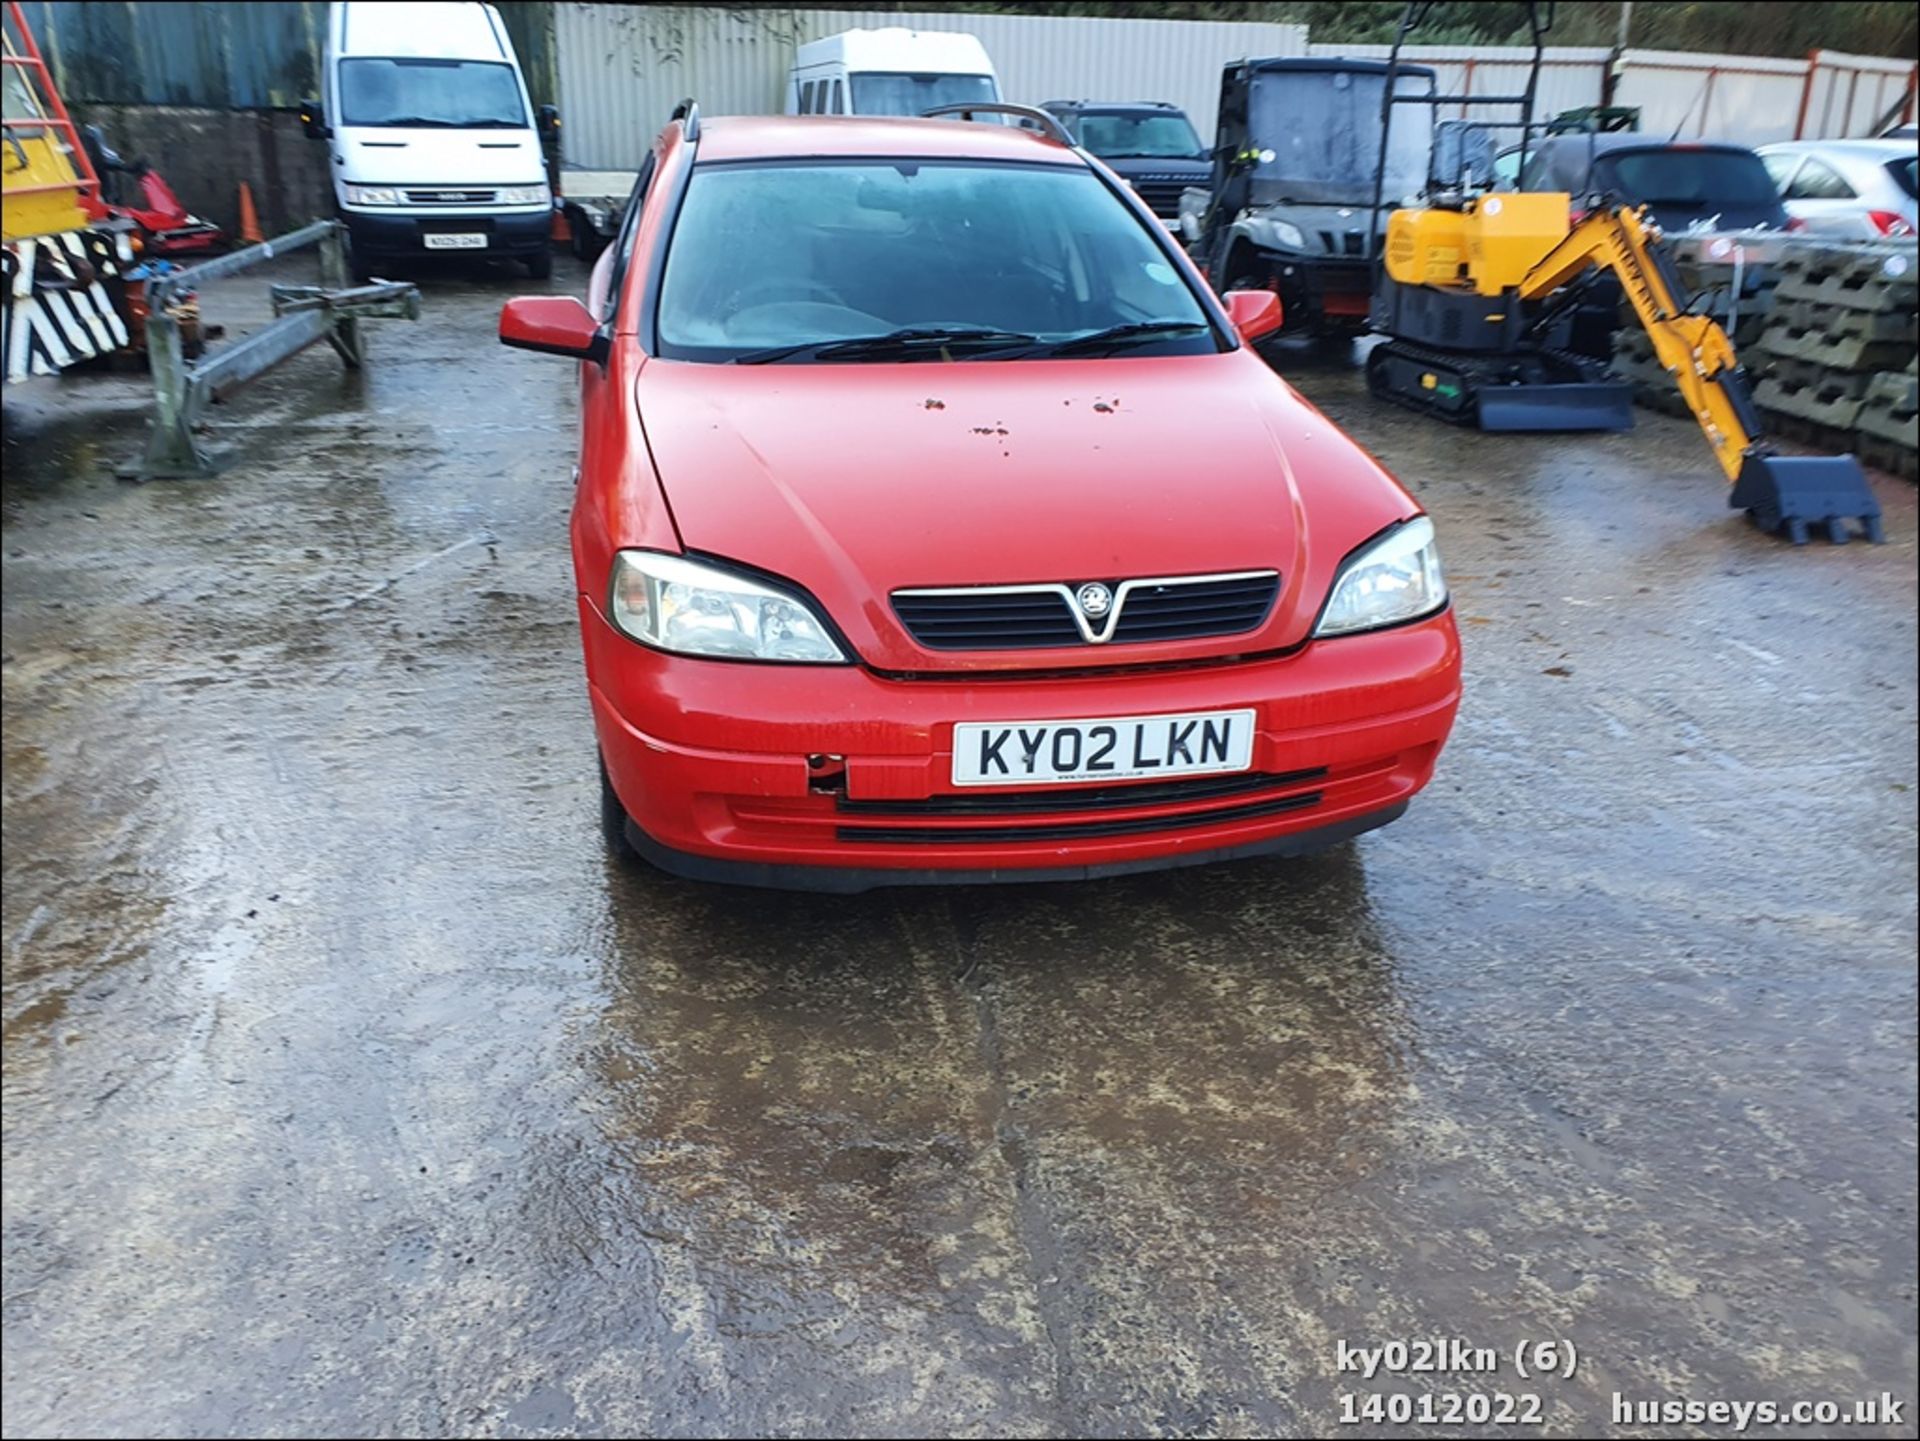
[
  {"left": 670, "top": 98, "right": 700, "bottom": 142},
  {"left": 921, "top": 102, "right": 1074, "bottom": 148}
]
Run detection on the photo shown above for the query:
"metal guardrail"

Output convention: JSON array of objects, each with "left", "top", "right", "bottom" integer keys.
[{"left": 139, "top": 220, "right": 420, "bottom": 479}]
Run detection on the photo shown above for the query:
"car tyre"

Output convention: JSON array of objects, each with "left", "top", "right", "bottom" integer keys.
[
  {"left": 599, "top": 758, "right": 642, "bottom": 867},
  {"left": 524, "top": 247, "right": 554, "bottom": 281}
]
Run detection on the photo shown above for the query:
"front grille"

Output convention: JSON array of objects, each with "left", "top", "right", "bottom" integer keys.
[
  {"left": 838, "top": 766, "right": 1326, "bottom": 817},
  {"left": 1317, "top": 228, "right": 1368, "bottom": 257},
  {"left": 406, "top": 188, "right": 497, "bottom": 204},
  {"left": 892, "top": 589, "right": 1084, "bottom": 650},
  {"left": 1110, "top": 574, "right": 1278, "bottom": 643},
  {"left": 1133, "top": 180, "right": 1188, "bottom": 218},
  {"left": 893, "top": 571, "right": 1279, "bottom": 652}
]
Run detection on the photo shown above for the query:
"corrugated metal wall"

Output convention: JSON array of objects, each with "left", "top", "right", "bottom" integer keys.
[
  {"left": 22, "top": 1, "right": 324, "bottom": 108},
  {"left": 21, "top": 0, "right": 557, "bottom": 110},
  {"left": 1798, "top": 50, "right": 1917, "bottom": 141},
  {"left": 554, "top": 4, "right": 1308, "bottom": 170},
  {"left": 1307, "top": 41, "right": 1916, "bottom": 146}
]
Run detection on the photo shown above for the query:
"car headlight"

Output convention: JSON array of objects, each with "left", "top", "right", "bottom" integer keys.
[
  {"left": 499, "top": 183, "right": 551, "bottom": 206},
  {"left": 1250, "top": 215, "right": 1306, "bottom": 250},
  {"left": 607, "top": 551, "right": 847, "bottom": 663},
  {"left": 343, "top": 184, "right": 400, "bottom": 206},
  {"left": 1314, "top": 516, "right": 1447, "bottom": 637}
]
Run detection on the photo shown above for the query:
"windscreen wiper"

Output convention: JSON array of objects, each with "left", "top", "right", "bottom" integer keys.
[
  {"left": 734, "top": 326, "right": 1040, "bottom": 365},
  {"left": 1036, "top": 320, "right": 1213, "bottom": 357}
]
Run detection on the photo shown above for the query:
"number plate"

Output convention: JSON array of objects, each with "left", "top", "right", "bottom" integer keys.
[
  {"left": 952, "top": 709, "right": 1255, "bottom": 787},
  {"left": 423, "top": 232, "right": 487, "bottom": 250}
]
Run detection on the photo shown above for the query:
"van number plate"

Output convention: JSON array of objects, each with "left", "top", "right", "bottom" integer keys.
[
  {"left": 952, "top": 709, "right": 1255, "bottom": 787},
  {"left": 424, "top": 233, "right": 487, "bottom": 250}
]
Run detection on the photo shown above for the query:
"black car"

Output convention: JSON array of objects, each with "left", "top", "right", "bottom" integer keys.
[
  {"left": 1518, "top": 135, "right": 1790, "bottom": 234},
  {"left": 1039, "top": 100, "right": 1209, "bottom": 220}
]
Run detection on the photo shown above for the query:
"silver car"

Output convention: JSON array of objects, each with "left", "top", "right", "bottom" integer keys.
[{"left": 1758, "top": 139, "right": 1917, "bottom": 239}]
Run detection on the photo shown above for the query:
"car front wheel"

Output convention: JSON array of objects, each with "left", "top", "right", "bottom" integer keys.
[{"left": 599, "top": 758, "right": 641, "bottom": 867}]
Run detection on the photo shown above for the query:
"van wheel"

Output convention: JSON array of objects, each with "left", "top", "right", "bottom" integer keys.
[
  {"left": 600, "top": 760, "right": 641, "bottom": 867},
  {"left": 524, "top": 247, "right": 553, "bottom": 281},
  {"left": 565, "top": 207, "right": 593, "bottom": 259}
]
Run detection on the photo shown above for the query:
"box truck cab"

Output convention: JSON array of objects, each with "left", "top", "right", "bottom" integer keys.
[
  {"left": 787, "top": 29, "right": 1000, "bottom": 118},
  {"left": 304, "top": 1, "right": 555, "bottom": 279}
]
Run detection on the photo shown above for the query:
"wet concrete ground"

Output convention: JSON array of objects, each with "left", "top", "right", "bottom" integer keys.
[{"left": 3, "top": 257, "right": 1916, "bottom": 1438}]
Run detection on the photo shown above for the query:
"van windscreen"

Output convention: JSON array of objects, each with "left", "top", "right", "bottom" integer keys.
[
  {"left": 339, "top": 58, "right": 526, "bottom": 128},
  {"left": 849, "top": 72, "right": 995, "bottom": 118}
]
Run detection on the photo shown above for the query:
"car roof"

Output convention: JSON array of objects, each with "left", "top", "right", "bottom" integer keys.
[
  {"left": 1522, "top": 133, "right": 1763, "bottom": 188},
  {"left": 1759, "top": 138, "right": 1914, "bottom": 159},
  {"left": 690, "top": 114, "right": 1083, "bottom": 165},
  {"left": 1233, "top": 56, "right": 1436, "bottom": 79},
  {"left": 1042, "top": 100, "right": 1182, "bottom": 112},
  {"left": 1533, "top": 134, "right": 1758, "bottom": 159}
]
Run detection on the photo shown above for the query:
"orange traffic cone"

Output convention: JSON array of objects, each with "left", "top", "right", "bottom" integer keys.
[{"left": 237, "top": 181, "right": 264, "bottom": 244}]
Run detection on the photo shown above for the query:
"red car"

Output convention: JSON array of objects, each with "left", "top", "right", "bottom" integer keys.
[{"left": 500, "top": 105, "right": 1461, "bottom": 891}]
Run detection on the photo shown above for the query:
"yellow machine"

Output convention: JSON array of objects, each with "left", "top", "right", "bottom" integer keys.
[
  {"left": 2, "top": 0, "right": 132, "bottom": 382},
  {"left": 1367, "top": 193, "right": 1883, "bottom": 544},
  {"left": 1, "top": 2, "right": 91, "bottom": 241}
]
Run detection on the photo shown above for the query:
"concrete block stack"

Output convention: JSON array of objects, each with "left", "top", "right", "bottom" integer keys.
[
  {"left": 1752, "top": 241, "right": 1919, "bottom": 477},
  {"left": 1607, "top": 238, "right": 1920, "bottom": 478}
]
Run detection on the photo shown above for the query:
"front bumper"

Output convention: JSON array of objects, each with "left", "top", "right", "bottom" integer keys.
[
  {"left": 340, "top": 207, "right": 550, "bottom": 260},
  {"left": 1256, "top": 252, "right": 1376, "bottom": 333},
  {"left": 586, "top": 602, "right": 1462, "bottom": 889}
]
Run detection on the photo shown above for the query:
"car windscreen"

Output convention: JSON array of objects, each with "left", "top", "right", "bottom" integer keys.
[
  {"left": 1073, "top": 111, "right": 1204, "bottom": 160},
  {"left": 338, "top": 58, "right": 526, "bottom": 128},
  {"left": 1889, "top": 156, "right": 1918, "bottom": 199},
  {"left": 1245, "top": 68, "right": 1433, "bottom": 206},
  {"left": 655, "top": 160, "right": 1215, "bottom": 362},
  {"left": 848, "top": 72, "right": 996, "bottom": 117},
  {"left": 1594, "top": 149, "right": 1779, "bottom": 207}
]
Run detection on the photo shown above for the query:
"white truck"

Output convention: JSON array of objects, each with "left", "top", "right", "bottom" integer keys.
[
  {"left": 787, "top": 28, "right": 1000, "bottom": 117},
  {"left": 559, "top": 29, "right": 1003, "bottom": 259},
  {"left": 304, "top": 0, "right": 558, "bottom": 279}
]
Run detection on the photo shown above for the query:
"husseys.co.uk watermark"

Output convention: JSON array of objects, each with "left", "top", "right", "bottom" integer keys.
[
  {"left": 1333, "top": 1334, "right": 1907, "bottom": 1432},
  {"left": 1611, "top": 1392, "right": 1906, "bottom": 1432}
]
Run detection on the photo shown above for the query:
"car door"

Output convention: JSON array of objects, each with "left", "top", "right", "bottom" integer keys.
[{"left": 1779, "top": 155, "right": 1868, "bottom": 237}]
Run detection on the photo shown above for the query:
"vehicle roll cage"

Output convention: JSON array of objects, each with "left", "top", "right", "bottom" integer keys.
[{"left": 1366, "top": 0, "right": 1555, "bottom": 257}]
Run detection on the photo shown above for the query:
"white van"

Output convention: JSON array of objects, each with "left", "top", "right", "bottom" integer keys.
[
  {"left": 303, "top": 1, "right": 556, "bottom": 279},
  {"left": 787, "top": 29, "right": 1001, "bottom": 118}
]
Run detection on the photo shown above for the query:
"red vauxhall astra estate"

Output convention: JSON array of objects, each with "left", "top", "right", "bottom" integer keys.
[{"left": 500, "top": 107, "right": 1461, "bottom": 891}]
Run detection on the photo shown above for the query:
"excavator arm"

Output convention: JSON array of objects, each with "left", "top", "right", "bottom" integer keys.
[
  {"left": 1518, "top": 206, "right": 1756, "bottom": 482},
  {"left": 1516, "top": 205, "right": 1882, "bottom": 543}
]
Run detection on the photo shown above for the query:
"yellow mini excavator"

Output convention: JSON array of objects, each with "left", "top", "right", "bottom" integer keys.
[
  {"left": 1366, "top": 193, "right": 1883, "bottom": 543},
  {"left": 1358, "top": 0, "right": 1882, "bottom": 545}
]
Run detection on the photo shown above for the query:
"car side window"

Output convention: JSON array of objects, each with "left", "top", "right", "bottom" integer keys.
[
  {"left": 597, "top": 150, "right": 658, "bottom": 323},
  {"left": 1762, "top": 153, "right": 1801, "bottom": 192},
  {"left": 1787, "top": 158, "right": 1856, "bottom": 200},
  {"left": 831, "top": 80, "right": 844, "bottom": 115}
]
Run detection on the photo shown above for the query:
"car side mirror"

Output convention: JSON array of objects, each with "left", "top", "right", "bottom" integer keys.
[
  {"left": 537, "top": 104, "right": 561, "bottom": 144},
  {"left": 299, "top": 99, "right": 328, "bottom": 140},
  {"left": 500, "top": 296, "right": 609, "bottom": 364},
  {"left": 1223, "top": 288, "right": 1284, "bottom": 343}
]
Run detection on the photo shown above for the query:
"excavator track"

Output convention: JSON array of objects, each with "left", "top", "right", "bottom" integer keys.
[{"left": 1365, "top": 337, "right": 1632, "bottom": 432}]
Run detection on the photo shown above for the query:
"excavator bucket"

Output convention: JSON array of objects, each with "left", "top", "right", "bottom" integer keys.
[{"left": 1729, "top": 453, "right": 1884, "bottom": 545}]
